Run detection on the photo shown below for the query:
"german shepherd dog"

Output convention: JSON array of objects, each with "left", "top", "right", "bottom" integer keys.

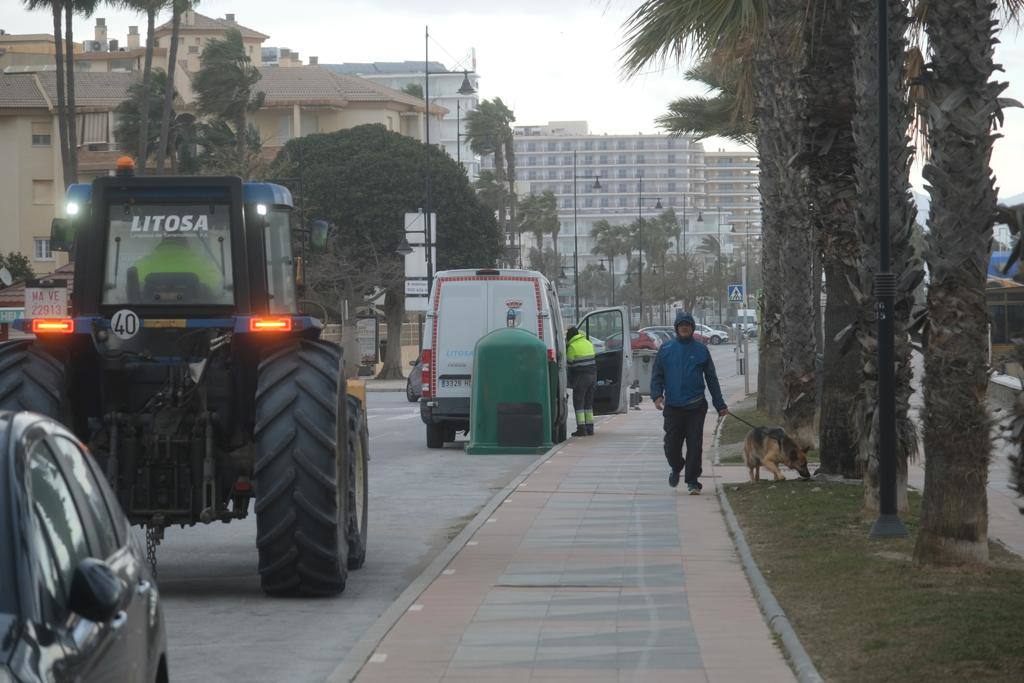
[{"left": 742, "top": 427, "right": 811, "bottom": 482}]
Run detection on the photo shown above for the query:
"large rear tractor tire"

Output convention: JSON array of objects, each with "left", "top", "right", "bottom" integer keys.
[
  {"left": 254, "top": 339, "right": 350, "bottom": 597},
  {"left": 345, "top": 393, "right": 368, "bottom": 570},
  {"left": 0, "top": 341, "right": 67, "bottom": 418}
]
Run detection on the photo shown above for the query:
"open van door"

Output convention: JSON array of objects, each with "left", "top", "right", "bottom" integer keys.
[{"left": 578, "top": 307, "right": 632, "bottom": 415}]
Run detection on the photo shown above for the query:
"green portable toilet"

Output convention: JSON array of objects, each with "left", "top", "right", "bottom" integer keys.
[{"left": 466, "top": 327, "right": 553, "bottom": 455}]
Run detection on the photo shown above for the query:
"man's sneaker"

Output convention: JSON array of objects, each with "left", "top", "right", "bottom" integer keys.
[
  {"left": 668, "top": 471, "right": 680, "bottom": 488},
  {"left": 571, "top": 429, "right": 587, "bottom": 437},
  {"left": 687, "top": 483, "right": 701, "bottom": 495}
]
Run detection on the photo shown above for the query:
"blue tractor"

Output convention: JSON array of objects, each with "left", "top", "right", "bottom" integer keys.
[{"left": 0, "top": 163, "right": 369, "bottom": 596}]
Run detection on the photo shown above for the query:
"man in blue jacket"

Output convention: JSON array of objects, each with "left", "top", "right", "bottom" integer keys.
[{"left": 651, "top": 311, "right": 728, "bottom": 494}]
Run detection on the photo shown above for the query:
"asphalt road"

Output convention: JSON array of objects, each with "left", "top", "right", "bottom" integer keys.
[
  {"left": 154, "top": 391, "right": 538, "bottom": 683},
  {"left": 151, "top": 341, "right": 751, "bottom": 682}
]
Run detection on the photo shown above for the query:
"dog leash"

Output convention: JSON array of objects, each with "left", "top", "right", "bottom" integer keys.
[{"left": 727, "top": 412, "right": 761, "bottom": 430}]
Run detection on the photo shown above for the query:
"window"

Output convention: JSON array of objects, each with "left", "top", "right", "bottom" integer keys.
[
  {"left": 637, "top": 154, "right": 646, "bottom": 164},
  {"left": 29, "top": 441, "right": 91, "bottom": 607},
  {"left": 584, "top": 155, "right": 593, "bottom": 164},
  {"left": 668, "top": 153, "right": 676, "bottom": 163},
  {"left": 600, "top": 197, "right": 609, "bottom": 208},
  {"left": 195, "top": 37, "right": 201, "bottom": 44},
  {"left": 617, "top": 169, "right": 627, "bottom": 179},
  {"left": 528, "top": 156, "right": 537, "bottom": 166},
  {"left": 563, "top": 184, "right": 571, "bottom": 194},
  {"left": 618, "top": 183, "right": 627, "bottom": 193},
  {"left": 527, "top": 142, "right": 537, "bottom": 152},
  {"left": 188, "top": 45, "right": 199, "bottom": 54},
  {"left": 668, "top": 167, "right": 677, "bottom": 178},
  {"left": 618, "top": 197, "right": 627, "bottom": 207},
  {"left": 668, "top": 182, "right": 677, "bottom": 192},
  {"left": 528, "top": 170, "right": 538, "bottom": 180},
  {"left": 51, "top": 437, "right": 119, "bottom": 559},
  {"left": 636, "top": 139, "right": 645, "bottom": 150},
  {"left": 617, "top": 140, "right": 626, "bottom": 150},
  {"left": 618, "top": 154, "right": 626, "bottom": 165},
  {"left": 32, "top": 179, "right": 53, "bottom": 205},
  {"left": 599, "top": 140, "right": 609, "bottom": 150},
  {"left": 31, "top": 121, "right": 51, "bottom": 146},
  {"left": 547, "top": 170, "right": 557, "bottom": 180},
  {"left": 546, "top": 142, "right": 556, "bottom": 151},
  {"left": 102, "top": 202, "right": 234, "bottom": 306},
  {"left": 264, "top": 209, "right": 297, "bottom": 314},
  {"left": 34, "top": 238, "right": 53, "bottom": 261},
  {"left": 599, "top": 155, "right": 608, "bottom": 165},
  {"left": 584, "top": 198, "right": 593, "bottom": 208},
  {"left": 562, "top": 142, "right": 572, "bottom": 151},
  {"left": 564, "top": 155, "right": 573, "bottom": 166}
]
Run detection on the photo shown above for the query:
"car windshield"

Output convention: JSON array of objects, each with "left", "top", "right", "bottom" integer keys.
[{"left": 103, "top": 203, "right": 234, "bottom": 306}]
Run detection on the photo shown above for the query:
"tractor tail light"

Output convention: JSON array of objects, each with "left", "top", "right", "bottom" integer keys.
[
  {"left": 421, "top": 349, "right": 432, "bottom": 398},
  {"left": 250, "top": 317, "right": 293, "bottom": 332},
  {"left": 32, "top": 319, "right": 74, "bottom": 334}
]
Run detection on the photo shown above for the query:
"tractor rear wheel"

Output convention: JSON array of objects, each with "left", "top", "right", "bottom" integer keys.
[
  {"left": 254, "top": 339, "right": 350, "bottom": 596},
  {"left": 0, "top": 341, "right": 67, "bottom": 418},
  {"left": 345, "top": 393, "right": 368, "bottom": 570}
]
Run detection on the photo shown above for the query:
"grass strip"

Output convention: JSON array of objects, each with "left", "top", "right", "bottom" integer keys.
[{"left": 725, "top": 481, "right": 1024, "bottom": 683}]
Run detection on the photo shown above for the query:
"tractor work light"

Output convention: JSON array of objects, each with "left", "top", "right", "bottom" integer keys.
[
  {"left": 256, "top": 204, "right": 268, "bottom": 216},
  {"left": 249, "top": 317, "right": 292, "bottom": 332},
  {"left": 66, "top": 201, "right": 79, "bottom": 216},
  {"left": 32, "top": 318, "right": 74, "bottom": 334}
]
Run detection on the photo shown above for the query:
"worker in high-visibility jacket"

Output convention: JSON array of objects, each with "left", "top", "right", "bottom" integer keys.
[{"left": 566, "top": 326, "right": 598, "bottom": 436}]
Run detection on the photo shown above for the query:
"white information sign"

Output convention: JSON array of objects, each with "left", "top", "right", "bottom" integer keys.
[
  {"left": 111, "top": 309, "right": 141, "bottom": 340},
  {"left": 356, "top": 317, "right": 378, "bottom": 365},
  {"left": 405, "top": 279, "right": 429, "bottom": 296}
]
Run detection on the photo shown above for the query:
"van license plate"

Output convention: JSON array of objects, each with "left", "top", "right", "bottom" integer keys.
[{"left": 440, "top": 378, "right": 470, "bottom": 388}]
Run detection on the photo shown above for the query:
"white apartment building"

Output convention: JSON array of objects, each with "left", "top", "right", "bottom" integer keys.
[{"left": 326, "top": 61, "right": 480, "bottom": 181}]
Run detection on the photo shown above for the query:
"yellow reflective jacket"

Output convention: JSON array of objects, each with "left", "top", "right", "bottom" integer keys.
[{"left": 567, "top": 332, "right": 597, "bottom": 375}]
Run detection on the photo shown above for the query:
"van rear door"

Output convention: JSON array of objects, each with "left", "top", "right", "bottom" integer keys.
[
  {"left": 578, "top": 306, "right": 632, "bottom": 414},
  {"left": 433, "top": 280, "right": 489, "bottom": 399},
  {"left": 487, "top": 278, "right": 542, "bottom": 342}
]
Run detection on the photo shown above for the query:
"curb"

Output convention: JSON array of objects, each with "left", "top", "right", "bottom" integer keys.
[
  {"left": 325, "top": 435, "right": 574, "bottom": 683},
  {"left": 716, "top": 483, "right": 824, "bottom": 683},
  {"left": 364, "top": 386, "right": 406, "bottom": 393}
]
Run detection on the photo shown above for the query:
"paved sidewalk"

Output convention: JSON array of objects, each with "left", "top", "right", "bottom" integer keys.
[{"left": 353, "top": 402, "right": 793, "bottom": 683}]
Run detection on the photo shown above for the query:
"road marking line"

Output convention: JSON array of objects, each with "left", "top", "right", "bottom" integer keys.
[
  {"left": 369, "top": 653, "right": 388, "bottom": 663},
  {"left": 442, "top": 569, "right": 455, "bottom": 575},
  {"left": 408, "top": 604, "right": 424, "bottom": 612},
  {"left": 466, "top": 541, "right": 478, "bottom": 546},
  {"left": 486, "top": 518, "right": 497, "bottom": 523}
]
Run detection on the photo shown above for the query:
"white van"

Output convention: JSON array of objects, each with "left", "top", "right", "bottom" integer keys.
[{"left": 418, "top": 268, "right": 631, "bottom": 448}]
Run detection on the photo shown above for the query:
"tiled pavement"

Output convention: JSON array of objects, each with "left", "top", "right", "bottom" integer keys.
[{"left": 353, "top": 403, "right": 794, "bottom": 683}]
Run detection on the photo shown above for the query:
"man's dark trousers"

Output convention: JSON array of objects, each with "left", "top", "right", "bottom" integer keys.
[{"left": 663, "top": 399, "right": 708, "bottom": 485}]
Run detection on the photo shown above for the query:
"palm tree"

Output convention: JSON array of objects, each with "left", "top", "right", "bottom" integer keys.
[
  {"left": 465, "top": 98, "right": 516, "bottom": 239},
  {"left": 913, "top": 0, "right": 1014, "bottom": 567},
  {"left": 192, "top": 28, "right": 265, "bottom": 171},
  {"left": 517, "top": 191, "right": 560, "bottom": 262},
  {"left": 117, "top": 0, "right": 166, "bottom": 174},
  {"left": 155, "top": 0, "right": 195, "bottom": 173},
  {"left": 23, "top": 0, "right": 70, "bottom": 186},
  {"left": 63, "top": 0, "right": 102, "bottom": 180},
  {"left": 657, "top": 59, "right": 755, "bottom": 147},
  {"left": 591, "top": 219, "right": 631, "bottom": 275},
  {"left": 799, "top": 1, "right": 862, "bottom": 477}
]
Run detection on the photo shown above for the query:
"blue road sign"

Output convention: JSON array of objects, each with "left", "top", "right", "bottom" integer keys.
[{"left": 727, "top": 284, "right": 744, "bottom": 303}]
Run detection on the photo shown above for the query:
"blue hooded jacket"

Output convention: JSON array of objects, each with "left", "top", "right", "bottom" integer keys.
[{"left": 650, "top": 311, "right": 727, "bottom": 411}]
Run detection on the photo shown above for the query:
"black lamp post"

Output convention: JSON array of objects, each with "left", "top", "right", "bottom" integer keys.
[
  {"left": 598, "top": 257, "right": 615, "bottom": 306},
  {"left": 455, "top": 70, "right": 475, "bottom": 167},
  {"left": 871, "top": 0, "right": 907, "bottom": 538},
  {"left": 572, "top": 149, "right": 602, "bottom": 321}
]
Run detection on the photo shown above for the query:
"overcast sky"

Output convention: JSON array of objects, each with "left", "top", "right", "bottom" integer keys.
[{"left": 4, "top": 0, "right": 1023, "bottom": 196}]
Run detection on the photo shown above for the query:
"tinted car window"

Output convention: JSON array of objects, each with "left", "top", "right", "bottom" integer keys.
[
  {"left": 29, "top": 441, "right": 91, "bottom": 605},
  {"left": 52, "top": 437, "right": 119, "bottom": 559}
]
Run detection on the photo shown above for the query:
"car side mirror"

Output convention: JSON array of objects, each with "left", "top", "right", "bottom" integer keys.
[
  {"left": 68, "top": 558, "right": 127, "bottom": 623},
  {"left": 310, "top": 219, "right": 329, "bottom": 252},
  {"left": 409, "top": 359, "right": 417, "bottom": 367},
  {"left": 50, "top": 218, "right": 73, "bottom": 252}
]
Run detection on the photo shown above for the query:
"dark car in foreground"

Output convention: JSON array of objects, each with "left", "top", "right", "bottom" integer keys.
[
  {"left": 0, "top": 412, "right": 167, "bottom": 683},
  {"left": 407, "top": 357, "right": 424, "bottom": 402}
]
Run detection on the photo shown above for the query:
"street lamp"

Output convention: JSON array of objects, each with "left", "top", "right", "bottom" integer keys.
[
  {"left": 636, "top": 170, "right": 663, "bottom": 328},
  {"left": 717, "top": 205, "right": 725, "bottom": 325},
  {"left": 572, "top": 149, "right": 602, "bottom": 321},
  {"left": 455, "top": 70, "right": 476, "bottom": 167},
  {"left": 598, "top": 257, "right": 615, "bottom": 306},
  {"left": 872, "top": 0, "right": 907, "bottom": 539}
]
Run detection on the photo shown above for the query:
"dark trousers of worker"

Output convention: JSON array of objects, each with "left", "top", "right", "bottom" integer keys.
[
  {"left": 571, "top": 370, "right": 597, "bottom": 430},
  {"left": 663, "top": 399, "right": 708, "bottom": 485}
]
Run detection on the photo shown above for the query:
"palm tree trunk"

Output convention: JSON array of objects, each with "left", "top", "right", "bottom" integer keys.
[
  {"left": 377, "top": 290, "right": 406, "bottom": 380},
  {"left": 135, "top": 7, "right": 156, "bottom": 174},
  {"left": 63, "top": 3, "right": 78, "bottom": 183},
  {"left": 758, "top": 1, "right": 816, "bottom": 447},
  {"left": 914, "top": 0, "right": 1001, "bottom": 566},
  {"left": 804, "top": 0, "right": 861, "bottom": 477},
  {"left": 51, "top": 2, "right": 72, "bottom": 189},
  {"left": 155, "top": 1, "right": 183, "bottom": 174},
  {"left": 851, "top": 0, "right": 921, "bottom": 511}
]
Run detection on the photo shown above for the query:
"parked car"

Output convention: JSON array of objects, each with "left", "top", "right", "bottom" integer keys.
[
  {"left": 0, "top": 411, "right": 168, "bottom": 683},
  {"left": 696, "top": 324, "right": 729, "bottom": 345},
  {"left": 407, "top": 356, "right": 423, "bottom": 402},
  {"left": 605, "top": 329, "right": 660, "bottom": 351},
  {"left": 640, "top": 326, "right": 709, "bottom": 346}
]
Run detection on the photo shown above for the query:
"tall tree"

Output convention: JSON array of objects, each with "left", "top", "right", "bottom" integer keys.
[
  {"left": 63, "top": 0, "right": 101, "bottom": 180},
  {"left": 192, "top": 27, "right": 266, "bottom": 174},
  {"left": 465, "top": 98, "right": 516, "bottom": 249},
  {"left": 657, "top": 59, "right": 755, "bottom": 147},
  {"left": 155, "top": 0, "right": 192, "bottom": 173},
  {"left": 799, "top": 0, "right": 861, "bottom": 476},
  {"left": 115, "top": 69, "right": 173, "bottom": 160},
  {"left": 914, "top": 0, "right": 1011, "bottom": 566},
  {"left": 24, "top": 1, "right": 71, "bottom": 187},
  {"left": 271, "top": 125, "right": 503, "bottom": 380},
  {"left": 117, "top": 0, "right": 165, "bottom": 173}
]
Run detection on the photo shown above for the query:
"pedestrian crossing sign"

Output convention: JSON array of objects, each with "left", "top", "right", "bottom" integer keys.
[{"left": 728, "top": 284, "right": 744, "bottom": 303}]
